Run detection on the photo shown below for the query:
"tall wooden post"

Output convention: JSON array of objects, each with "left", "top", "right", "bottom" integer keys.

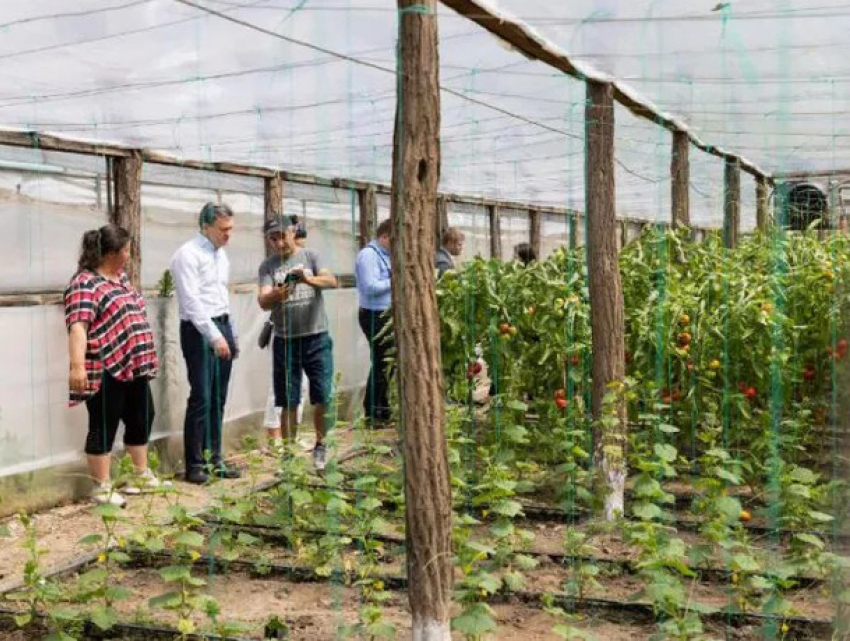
[
  {"left": 264, "top": 173, "right": 284, "bottom": 256},
  {"left": 359, "top": 184, "right": 378, "bottom": 248},
  {"left": 585, "top": 81, "right": 627, "bottom": 521},
  {"left": 723, "top": 159, "right": 741, "bottom": 248},
  {"left": 392, "top": 1, "right": 452, "bottom": 639},
  {"left": 671, "top": 131, "right": 690, "bottom": 228},
  {"left": 435, "top": 195, "right": 448, "bottom": 251},
  {"left": 756, "top": 176, "right": 769, "bottom": 232},
  {"left": 569, "top": 212, "right": 578, "bottom": 249},
  {"left": 110, "top": 151, "right": 142, "bottom": 289},
  {"left": 488, "top": 204, "right": 501, "bottom": 259},
  {"left": 529, "top": 208, "right": 541, "bottom": 259}
]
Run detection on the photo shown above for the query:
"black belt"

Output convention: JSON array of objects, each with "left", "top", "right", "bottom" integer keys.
[{"left": 212, "top": 314, "right": 230, "bottom": 323}]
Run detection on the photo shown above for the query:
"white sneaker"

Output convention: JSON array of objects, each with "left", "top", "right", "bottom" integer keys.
[
  {"left": 124, "top": 469, "right": 173, "bottom": 495},
  {"left": 312, "top": 444, "right": 327, "bottom": 472},
  {"left": 92, "top": 482, "right": 126, "bottom": 508}
]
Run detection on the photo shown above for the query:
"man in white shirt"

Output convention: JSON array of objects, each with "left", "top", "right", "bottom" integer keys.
[{"left": 171, "top": 202, "right": 241, "bottom": 484}]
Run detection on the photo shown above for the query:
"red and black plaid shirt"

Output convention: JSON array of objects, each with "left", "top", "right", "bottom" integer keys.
[{"left": 64, "top": 270, "right": 159, "bottom": 405}]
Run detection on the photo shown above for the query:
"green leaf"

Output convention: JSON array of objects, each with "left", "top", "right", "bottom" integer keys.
[
  {"left": 476, "top": 572, "right": 502, "bottom": 594},
  {"left": 731, "top": 554, "right": 761, "bottom": 573},
  {"left": 715, "top": 468, "right": 741, "bottom": 485},
  {"left": 808, "top": 510, "right": 835, "bottom": 523},
  {"left": 13, "top": 613, "right": 31, "bottom": 627},
  {"left": 705, "top": 447, "right": 730, "bottom": 461},
  {"left": 489, "top": 520, "right": 514, "bottom": 539},
  {"left": 505, "top": 399, "right": 528, "bottom": 412},
  {"left": 89, "top": 605, "right": 118, "bottom": 631},
  {"left": 632, "top": 502, "right": 663, "bottom": 521},
  {"left": 451, "top": 603, "right": 497, "bottom": 635},
  {"left": 159, "top": 565, "right": 191, "bottom": 582},
  {"left": 658, "top": 423, "right": 680, "bottom": 434},
  {"left": 491, "top": 499, "right": 523, "bottom": 517},
  {"left": 793, "top": 532, "right": 825, "bottom": 549},
  {"left": 357, "top": 497, "right": 383, "bottom": 511},
  {"left": 173, "top": 531, "right": 205, "bottom": 548},
  {"left": 715, "top": 496, "right": 743, "bottom": 521},
  {"left": 77, "top": 533, "right": 103, "bottom": 546},
  {"left": 654, "top": 443, "right": 678, "bottom": 463},
  {"left": 514, "top": 554, "right": 539, "bottom": 571},
  {"left": 149, "top": 590, "right": 183, "bottom": 609}
]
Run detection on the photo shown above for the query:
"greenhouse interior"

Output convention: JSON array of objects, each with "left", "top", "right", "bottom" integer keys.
[{"left": 0, "top": 0, "right": 849, "bottom": 639}]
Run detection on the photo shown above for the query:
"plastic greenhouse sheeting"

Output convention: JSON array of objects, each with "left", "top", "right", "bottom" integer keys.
[
  {"left": 0, "top": 0, "right": 847, "bottom": 477},
  {"left": 0, "top": 1, "right": 844, "bottom": 228}
]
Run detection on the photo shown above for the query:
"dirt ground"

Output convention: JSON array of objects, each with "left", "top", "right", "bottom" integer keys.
[{"left": 0, "top": 425, "right": 843, "bottom": 639}]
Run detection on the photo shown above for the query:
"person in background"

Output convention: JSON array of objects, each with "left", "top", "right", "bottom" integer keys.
[
  {"left": 435, "top": 227, "right": 465, "bottom": 277},
  {"left": 65, "top": 224, "right": 167, "bottom": 506},
  {"left": 263, "top": 221, "right": 309, "bottom": 450},
  {"left": 258, "top": 215, "right": 337, "bottom": 470},
  {"left": 171, "top": 202, "right": 241, "bottom": 484},
  {"left": 355, "top": 219, "right": 393, "bottom": 426},
  {"left": 513, "top": 242, "right": 537, "bottom": 266}
]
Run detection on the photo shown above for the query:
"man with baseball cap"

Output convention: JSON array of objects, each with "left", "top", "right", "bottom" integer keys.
[{"left": 257, "top": 215, "right": 337, "bottom": 470}]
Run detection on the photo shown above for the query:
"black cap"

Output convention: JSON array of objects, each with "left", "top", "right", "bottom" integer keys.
[{"left": 264, "top": 214, "right": 298, "bottom": 236}]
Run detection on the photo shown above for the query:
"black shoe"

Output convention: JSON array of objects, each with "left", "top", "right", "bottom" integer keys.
[
  {"left": 212, "top": 464, "right": 241, "bottom": 479},
  {"left": 185, "top": 470, "right": 210, "bottom": 485}
]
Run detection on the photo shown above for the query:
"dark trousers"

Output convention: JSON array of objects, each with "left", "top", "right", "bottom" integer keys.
[
  {"left": 358, "top": 308, "right": 393, "bottom": 422},
  {"left": 180, "top": 318, "right": 234, "bottom": 474}
]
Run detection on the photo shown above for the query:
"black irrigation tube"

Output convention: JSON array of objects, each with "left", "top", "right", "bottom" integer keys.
[
  {"left": 198, "top": 519, "right": 828, "bottom": 590},
  {"left": 0, "top": 607, "right": 250, "bottom": 641},
  {"left": 99, "top": 549, "right": 836, "bottom": 640}
]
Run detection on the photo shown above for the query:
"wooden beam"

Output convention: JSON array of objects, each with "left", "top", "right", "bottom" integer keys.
[
  {"left": 264, "top": 173, "right": 284, "bottom": 256},
  {"left": 585, "top": 81, "right": 627, "bottom": 521},
  {"left": 488, "top": 204, "right": 502, "bottom": 259},
  {"left": 0, "top": 129, "right": 133, "bottom": 158},
  {"left": 110, "top": 152, "right": 143, "bottom": 289},
  {"left": 435, "top": 195, "right": 449, "bottom": 251},
  {"left": 773, "top": 168, "right": 850, "bottom": 180},
  {"left": 569, "top": 212, "right": 578, "bottom": 249},
  {"left": 671, "top": 131, "right": 690, "bottom": 228},
  {"left": 358, "top": 185, "right": 378, "bottom": 249},
  {"left": 724, "top": 159, "right": 741, "bottom": 249},
  {"left": 437, "top": 0, "right": 772, "bottom": 182},
  {"left": 529, "top": 208, "right": 541, "bottom": 259},
  {"left": 756, "top": 176, "right": 770, "bottom": 232},
  {"left": 391, "top": 1, "right": 452, "bottom": 639},
  {"left": 0, "top": 128, "right": 715, "bottom": 236}
]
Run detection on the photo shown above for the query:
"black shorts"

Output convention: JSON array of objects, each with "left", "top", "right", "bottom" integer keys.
[{"left": 84, "top": 373, "right": 154, "bottom": 455}]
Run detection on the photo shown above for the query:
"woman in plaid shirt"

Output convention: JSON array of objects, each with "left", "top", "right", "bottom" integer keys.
[{"left": 65, "top": 224, "right": 168, "bottom": 506}]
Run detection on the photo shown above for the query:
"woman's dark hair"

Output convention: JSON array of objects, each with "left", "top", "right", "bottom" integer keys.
[
  {"left": 78, "top": 224, "right": 130, "bottom": 272},
  {"left": 514, "top": 242, "right": 537, "bottom": 266}
]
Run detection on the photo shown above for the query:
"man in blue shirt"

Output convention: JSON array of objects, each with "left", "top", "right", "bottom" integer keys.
[{"left": 355, "top": 219, "right": 393, "bottom": 426}]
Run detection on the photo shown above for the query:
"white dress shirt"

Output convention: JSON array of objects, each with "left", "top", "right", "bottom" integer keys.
[{"left": 170, "top": 233, "right": 233, "bottom": 343}]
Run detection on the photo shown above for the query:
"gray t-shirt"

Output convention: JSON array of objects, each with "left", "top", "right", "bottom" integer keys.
[{"left": 258, "top": 249, "right": 328, "bottom": 339}]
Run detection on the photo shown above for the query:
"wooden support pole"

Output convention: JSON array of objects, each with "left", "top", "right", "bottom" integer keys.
[
  {"left": 488, "top": 204, "right": 502, "bottom": 259},
  {"left": 529, "top": 208, "right": 541, "bottom": 259},
  {"left": 569, "top": 212, "right": 578, "bottom": 249},
  {"left": 391, "top": 1, "right": 452, "bottom": 639},
  {"left": 358, "top": 184, "right": 378, "bottom": 248},
  {"left": 585, "top": 81, "right": 627, "bottom": 521},
  {"left": 671, "top": 131, "right": 690, "bottom": 228},
  {"left": 110, "top": 151, "right": 143, "bottom": 289},
  {"left": 756, "top": 176, "right": 770, "bottom": 232},
  {"left": 435, "top": 195, "right": 449, "bottom": 251},
  {"left": 264, "top": 173, "right": 284, "bottom": 256},
  {"left": 724, "top": 159, "right": 741, "bottom": 249}
]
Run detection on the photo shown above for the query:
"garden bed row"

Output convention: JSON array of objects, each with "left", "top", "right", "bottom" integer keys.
[{"left": 50, "top": 548, "right": 836, "bottom": 640}]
